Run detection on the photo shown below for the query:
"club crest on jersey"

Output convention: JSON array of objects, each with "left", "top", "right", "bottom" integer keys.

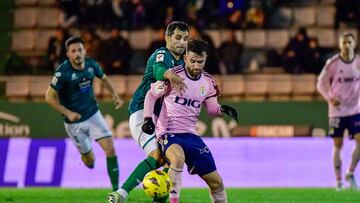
[
  {"left": 200, "top": 86, "right": 205, "bottom": 96},
  {"left": 88, "top": 67, "right": 94, "bottom": 74},
  {"left": 156, "top": 54, "right": 164, "bottom": 62},
  {"left": 71, "top": 73, "right": 78, "bottom": 80}
]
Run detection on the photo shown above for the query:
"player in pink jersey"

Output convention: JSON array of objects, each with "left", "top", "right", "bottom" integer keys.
[
  {"left": 142, "top": 38, "right": 238, "bottom": 203},
  {"left": 317, "top": 32, "right": 360, "bottom": 190}
]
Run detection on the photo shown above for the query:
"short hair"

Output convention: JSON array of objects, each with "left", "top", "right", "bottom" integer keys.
[
  {"left": 340, "top": 32, "right": 355, "bottom": 40},
  {"left": 165, "top": 21, "right": 189, "bottom": 37},
  {"left": 187, "top": 38, "right": 208, "bottom": 55},
  {"left": 65, "top": 36, "right": 84, "bottom": 50}
]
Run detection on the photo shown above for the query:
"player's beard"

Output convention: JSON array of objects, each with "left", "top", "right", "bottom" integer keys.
[
  {"left": 174, "top": 46, "right": 185, "bottom": 56},
  {"left": 73, "top": 57, "right": 84, "bottom": 66}
]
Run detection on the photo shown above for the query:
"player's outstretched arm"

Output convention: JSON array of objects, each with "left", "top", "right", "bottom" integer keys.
[
  {"left": 45, "top": 86, "right": 81, "bottom": 122},
  {"left": 164, "top": 70, "right": 187, "bottom": 94},
  {"left": 101, "top": 75, "right": 124, "bottom": 109}
]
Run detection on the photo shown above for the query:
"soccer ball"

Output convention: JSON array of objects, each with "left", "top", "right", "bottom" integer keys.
[{"left": 143, "top": 170, "right": 172, "bottom": 198}]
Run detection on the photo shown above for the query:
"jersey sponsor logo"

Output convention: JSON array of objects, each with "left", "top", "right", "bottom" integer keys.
[
  {"left": 156, "top": 54, "right": 164, "bottom": 62},
  {"left": 79, "top": 80, "right": 91, "bottom": 93},
  {"left": 174, "top": 96, "right": 201, "bottom": 108},
  {"left": 337, "top": 76, "right": 360, "bottom": 83},
  {"left": 198, "top": 146, "right": 210, "bottom": 154},
  {"left": 154, "top": 82, "right": 166, "bottom": 94},
  {"left": 200, "top": 86, "right": 205, "bottom": 96}
]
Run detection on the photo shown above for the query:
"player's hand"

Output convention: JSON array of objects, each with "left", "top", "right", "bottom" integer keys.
[
  {"left": 167, "top": 71, "right": 187, "bottom": 94},
  {"left": 66, "top": 111, "right": 81, "bottom": 122},
  {"left": 329, "top": 98, "right": 341, "bottom": 107},
  {"left": 221, "top": 105, "right": 238, "bottom": 122},
  {"left": 142, "top": 117, "right": 155, "bottom": 135},
  {"left": 113, "top": 95, "right": 124, "bottom": 109}
]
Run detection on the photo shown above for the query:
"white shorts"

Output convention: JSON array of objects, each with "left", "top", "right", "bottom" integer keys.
[
  {"left": 64, "top": 110, "right": 112, "bottom": 154},
  {"left": 129, "top": 110, "right": 158, "bottom": 155}
]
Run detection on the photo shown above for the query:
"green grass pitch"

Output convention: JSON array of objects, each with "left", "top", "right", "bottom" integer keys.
[{"left": 1, "top": 188, "right": 360, "bottom": 203}]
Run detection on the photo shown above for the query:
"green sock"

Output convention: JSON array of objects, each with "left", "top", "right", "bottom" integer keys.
[
  {"left": 106, "top": 156, "right": 119, "bottom": 191},
  {"left": 152, "top": 167, "right": 170, "bottom": 203},
  {"left": 121, "top": 156, "right": 159, "bottom": 193}
]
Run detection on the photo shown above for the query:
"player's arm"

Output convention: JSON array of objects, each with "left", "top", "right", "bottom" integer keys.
[
  {"left": 153, "top": 63, "right": 187, "bottom": 93},
  {"left": 45, "top": 86, "right": 81, "bottom": 122},
  {"left": 317, "top": 60, "right": 339, "bottom": 106},
  {"left": 142, "top": 81, "right": 170, "bottom": 134},
  {"left": 100, "top": 74, "right": 124, "bottom": 109}
]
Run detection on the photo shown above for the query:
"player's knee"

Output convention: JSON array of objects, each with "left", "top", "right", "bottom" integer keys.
[
  {"left": 208, "top": 177, "right": 224, "bottom": 191},
  {"left": 104, "top": 147, "right": 116, "bottom": 157}
]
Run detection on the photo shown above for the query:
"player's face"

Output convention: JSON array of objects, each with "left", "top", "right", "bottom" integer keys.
[
  {"left": 66, "top": 42, "right": 86, "bottom": 66},
  {"left": 166, "top": 28, "right": 188, "bottom": 56},
  {"left": 339, "top": 36, "right": 355, "bottom": 55},
  {"left": 185, "top": 51, "right": 207, "bottom": 77}
]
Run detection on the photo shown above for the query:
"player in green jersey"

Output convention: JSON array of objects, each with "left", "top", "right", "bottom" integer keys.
[
  {"left": 45, "top": 36, "right": 123, "bottom": 191},
  {"left": 108, "top": 21, "right": 189, "bottom": 203}
]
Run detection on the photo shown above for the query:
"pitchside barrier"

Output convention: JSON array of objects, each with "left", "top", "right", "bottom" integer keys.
[
  {"left": 0, "top": 101, "right": 328, "bottom": 138},
  {"left": 0, "top": 138, "right": 356, "bottom": 188}
]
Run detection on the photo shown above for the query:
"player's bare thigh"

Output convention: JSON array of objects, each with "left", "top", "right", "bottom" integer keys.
[
  {"left": 333, "top": 137, "right": 343, "bottom": 148},
  {"left": 97, "top": 137, "right": 116, "bottom": 157},
  {"left": 165, "top": 144, "right": 185, "bottom": 168}
]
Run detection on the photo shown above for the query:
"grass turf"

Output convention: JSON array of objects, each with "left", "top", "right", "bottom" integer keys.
[{"left": 0, "top": 188, "right": 360, "bottom": 203}]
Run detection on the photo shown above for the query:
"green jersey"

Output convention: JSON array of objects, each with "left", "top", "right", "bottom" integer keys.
[
  {"left": 50, "top": 58, "right": 104, "bottom": 123},
  {"left": 128, "top": 47, "right": 185, "bottom": 115}
]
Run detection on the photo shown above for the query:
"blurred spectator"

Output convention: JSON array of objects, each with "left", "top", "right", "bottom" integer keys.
[
  {"left": 47, "top": 28, "right": 68, "bottom": 70},
  {"left": 282, "top": 27, "right": 309, "bottom": 73},
  {"left": 81, "top": 0, "right": 105, "bottom": 28},
  {"left": 266, "top": 49, "right": 282, "bottom": 67},
  {"left": 303, "top": 38, "right": 324, "bottom": 74},
  {"left": 217, "top": 31, "right": 243, "bottom": 74},
  {"left": 245, "top": 7, "right": 265, "bottom": 28},
  {"left": 82, "top": 30, "right": 102, "bottom": 60},
  {"left": 147, "top": 28, "right": 166, "bottom": 58},
  {"left": 335, "top": 0, "right": 360, "bottom": 29},
  {"left": 143, "top": 0, "right": 168, "bottom": 29},
  {"left": 131, "top": 0, "right": 146, "bottom": 29},
  {"left": 57, "top": 0, "right": 81, "bottom": 28},
  {"left": 225, "top": 10, "right": 245, "bottom": 29},
  {"left": 164, "top": 6, "right": 175, "bottom": 26},
  {"left": 100, "top": 28, "right": 132, "bottom": 75},
  {"left": 189, "top": 25, "right": 219, "bottom": 74}
]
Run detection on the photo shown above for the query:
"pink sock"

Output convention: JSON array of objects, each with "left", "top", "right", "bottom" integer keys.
[{"left": 169, "top": 166, "right": 183, "bottom": 201}]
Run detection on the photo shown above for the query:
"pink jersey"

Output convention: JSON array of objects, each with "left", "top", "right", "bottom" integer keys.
[
  {"left": 144, "top": 66, "right": 223, "bottom": 137},
  {"left": 317, "top": 54, "right": 360, "bottom": 117}
]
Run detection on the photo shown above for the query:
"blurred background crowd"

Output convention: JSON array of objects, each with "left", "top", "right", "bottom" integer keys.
[{"left": 2, "top": 0, "right": 358, "bottom": 77}]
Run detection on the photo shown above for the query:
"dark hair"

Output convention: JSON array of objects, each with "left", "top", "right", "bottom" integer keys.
[
  {"left": 65, "top": 36, "right": 84, "bottom": 50},
  {"left": 165, "top": 21, "right": 189, "bottom": 37},
  {"left": 340, "top": 32, "right": 355, "bottom": 40},
  {"left": 187, "top": 38, "right": 208, "bottom": 55}
]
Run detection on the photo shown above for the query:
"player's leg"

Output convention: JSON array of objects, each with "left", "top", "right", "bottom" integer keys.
[
  {"left": 111, "top": 110, "right": 164, "bottom": 202},
  {"left": 97, "top": 137, "right": 119, "bottom": 191},
  {"left": 345, "top": 114, "right": 360, "bottom": 189},
  {"left": 329, "top": 116, "right": 345, "bottom": 190},
  {"left": 333, "top": 137, "right": 344, "bottom": 190},
  {"left": 64, "top": 122, "right": 95, "bottom": 168},
  {"left": 89, "top": 111, "right": 119, "bottom": 191},
  {"left": 201, "top": 171, "right": 227, "bottom": 203},
  {"left": 165, "top": 143, "right": 185, "bottom": 203}
]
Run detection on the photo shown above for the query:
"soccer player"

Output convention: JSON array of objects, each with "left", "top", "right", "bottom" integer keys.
[
  {"left": 317, "top": 32, "right": 360, "bottom": 190},
  {"left": 45, "top": 36, "right": 123, "bottom": 191},
  {"left": 142, "top": 38, "right": 238, "bottom": 203},
  {"left": 108, "top": 21, "right": 189, "bottom": 203}
]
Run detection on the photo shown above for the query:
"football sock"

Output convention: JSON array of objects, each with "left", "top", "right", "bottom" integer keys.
[
  {"left": 169, "top": 166, "right": 183, "bottom": 202},
  {"left": 121, "top": 156, "right": 159, "bottom": 193},
  {"left": 333, "top": 147, "right": 342, "bottom": 181},
  {"left": 348, "top": 143, "right": 360, "bottom": 173},
  {"left": 107, "top": 156, "right": 119, "bottom": 191},
  {"left": 210, "top": 188, "right": 227, "bottom": 203}
]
